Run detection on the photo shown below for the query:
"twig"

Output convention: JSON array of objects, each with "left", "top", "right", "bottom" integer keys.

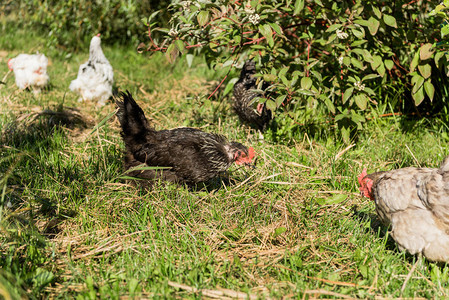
[
  {"left": 285, "top": 162, "right": 313, "bottom": 169},
  {"left": 334, "top": 143, "right": 355, "bottom": 161},
  {"left": 168, "top": 281, "right": 261, "bottom": 299},
  {"left": 400, "top": 256, "right": 420, "bottom": 296},
  {"left": 405, "top": 144, "right": 421, "bottom": 167},
  {"left": 304, "top": 133, "right": 315, "bottom": 153},
  {"left": 302, "top": 289, "right": 353, "bottom": 299},
  {"left": 276, "top": 264, "right": 371, "bottom": 289},
  {"left": 206, "top": 52, "right": 240, "bottom": 100},
  {"left": 0, "top": 70, "right": 11, "bottom": 90}
]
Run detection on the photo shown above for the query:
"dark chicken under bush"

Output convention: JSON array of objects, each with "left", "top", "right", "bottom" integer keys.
[{"left": 232, "top": 60, "right": 271, "bottom": 131}]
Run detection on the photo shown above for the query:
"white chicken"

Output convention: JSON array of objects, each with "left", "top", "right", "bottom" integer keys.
[
  {"left": 8, "top": 53, "right": 50, "bottom": 93},
  {"left": 358, "top": 156, "right": 449, "bottom": 262},
  {"left": 69, "top": 34, "right": 114, "bottom": 106}
]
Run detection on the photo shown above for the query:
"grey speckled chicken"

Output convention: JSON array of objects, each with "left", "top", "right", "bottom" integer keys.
[
  {"left": 358, "top": 156, "right": 449, "bottom": 262},
  {"left": 116, "top": 91, "right": 255, "bottom": 186},
  {"left": 232, "top": 60, "right": 271, "bottom": 131}
]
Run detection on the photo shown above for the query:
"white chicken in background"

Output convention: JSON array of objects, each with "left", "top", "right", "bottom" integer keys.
[
  {"left": 69, "top": 34, "right": 114, "bottom": 106},
  {"left": 8, "top": 53, "right": 50, "bottom": 93}
]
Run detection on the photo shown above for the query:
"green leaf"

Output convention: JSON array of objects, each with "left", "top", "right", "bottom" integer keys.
[
  {"left": 351, "top": 40, "right": 367, "bottom": 47},
  {"left": 371, "top": 55, "right": 382, "bottom": 70},
  {"left": 325, "top": 98, "right": 336, "bottom": 114},
  {"left": 280, "top": 75, "right": 289, "bottom": 86},
  {"left": 376, "top": 63, "right": 385, "bottom": 77},
  {"left": 294, "top": 0, "right": 304, "bottom": 15},
  {"left": 419, "top": 43, "right": 434, "bottom": 60},
  {"left": 223, "top": 77, "right": 238, "bottom": 96},
  {"left": 165, "top": 43, "right": 179, "bottom": 63},
  {"left": 435, "top": 51, "right": 445, "bottom": 66},
  {"left": 32, "top": 268, "right": 55, "bottom": 289},
  {"left": 269, "top": 22, "right": 283, "bottom": 36},
  {"left": 354, "top": 19, "right": 370, "bottom": 27},
  {"left": 362, "top": 50, "right": 374, "bottom": 63},
  {"left": 384, "top": 59, "right": 394, "bottom": 70},
  {"left": 351, "top": 57, "right": 364, "bottom": 70},
  {"left": 147, "top": 10, "right": 160, "bottom": 23},
  {"left": 273, "top": 226, "right": 287, "bottom": 238},
  {"left": 301, "top": 77, "right": 313, "bottom": 90},
  {"left": 263, "top": 74, "right": 277, "bottom": 82},
  {"left": 367, "top": 16, "right": 380, "bottom": 35},
  {"left": 174, "top": 39, "right": 185, "bottom": 53},
  {"left": 362, "top": 74, "right": 379, "bottom": 81},
  {"left": 424, "top": 79, "right": 435, "bottom": 102},
  {"left": 442, "top": 25, "right": 449, "bottom": 38},
  {"left": 343, "top": 87, "right": 354, "bottom": 104},
  {"left": 326, "top": 24, "right": 343, "bottom": 32},
  {"left": 341, "top": 126, "right": 350, "bottom": 144},
  {"left": 278, "top": 66, "right": 289, "bottom": 78},
  {"left": 412, "top": 86, "right": 425, "bottom": 106},
  {"left": 372, "top": 5, "right": 382, "bottom": 18},
  {"left": 418, "top": 63, "right": 432, "bottom": 79},
  {"left": 383, "top": 14, "right": 397, "bottom": 28},
  {"left": 412, "top": 75, "right": 425, "bottom": 94},
  {"left": 327, "top": 33, "right": 337, "bottom": 44},
  {"left": 298, "top": 89, "right": 315, "bottom": 96},
  {"left": 364, "top": 87, "right": 375, "bottom": 96},
  {"left": 276, "top": 95, "right": 286, "bottom": 107},
  {"left": 316, "top": 194, "right": 347, "bottom": 205},
  {"left": 351, "top": 29, "right": 365, "bottom": 39},
  {"left": 197, "top": 10, "right": 210, "bottom": 26},
  {"left": 351, "top": 110, "right": 366, "bottom": 123},
  {"left": 354, "top": 94, "right": 368, "bottom": 110},
  {"left": 259, "top": 24, "right": 273, "bottom": 47},
  {"left": 186, "top": 54, "right": 194, "bottom": 67},
  {"left": 265, "top": 99, "right": 276, "bottom": 111},
  {"left": 410, "top": 50, "right": 420, "bottom": 72},
  {"left": 351, "top": 48, "right": 365, "bottom": 56}
]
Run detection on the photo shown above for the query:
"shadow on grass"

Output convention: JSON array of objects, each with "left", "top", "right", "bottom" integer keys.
[
  {"left": 1, "top": 105, "right": 93, "bottom": 236},
  {"left": 123, "top": 171, "right": 250, "bottom": 193},
  {"left": 351, "top": 207, "right": 398, "bottom": 252},
  {"left": 1, "top": 105, "right": 92, "bottom": 149}
]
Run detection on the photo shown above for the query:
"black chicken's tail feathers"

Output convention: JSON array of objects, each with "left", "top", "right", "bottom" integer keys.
[{"left": 115, "top": 90, "right": 154, "bottom": 137}]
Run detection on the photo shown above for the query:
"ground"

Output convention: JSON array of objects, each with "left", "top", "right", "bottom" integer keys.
[{"left": 1, "top": 30, "right": 449, "bottom": 299}]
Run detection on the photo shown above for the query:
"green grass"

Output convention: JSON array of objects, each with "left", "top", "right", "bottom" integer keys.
[{"left": 1, "top": 28, "right": 449, "bottom": 299}]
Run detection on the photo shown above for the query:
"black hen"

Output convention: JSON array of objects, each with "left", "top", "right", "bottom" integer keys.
[
  {"left": 116, "top": 91, "right": 255, "bottom": 186},
  {"left": 233, "top": 60, "right": 271, "bottom": 131}
]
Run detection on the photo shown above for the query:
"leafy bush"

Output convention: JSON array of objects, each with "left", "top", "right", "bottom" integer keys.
[
  {"left": 2, "top": 0, "right": 171, "bottom": 52},
  {"left": 142, "top": 0, "right": 447, "bottom": 142}
]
